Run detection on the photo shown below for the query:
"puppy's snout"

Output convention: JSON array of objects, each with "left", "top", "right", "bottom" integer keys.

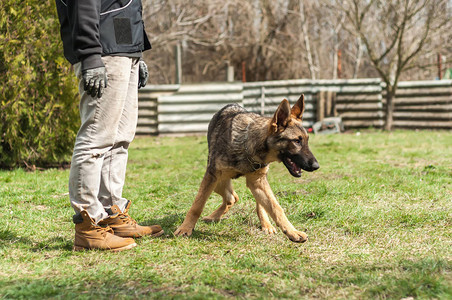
[{"left": 311, "top": 159, "right": 320, "bottom": 171}]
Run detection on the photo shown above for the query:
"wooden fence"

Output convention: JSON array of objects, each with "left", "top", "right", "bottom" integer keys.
[
  {"left": 391, "top": 81, "right": 452, "bottom": 129},
  {"left": 137, "top": 79, "right": 452, "bottom": 135}
]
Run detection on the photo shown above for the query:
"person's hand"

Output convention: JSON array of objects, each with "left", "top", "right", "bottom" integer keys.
[
  {"left": 138, "top": 60, "right": 149, "bottom": 89},
  {"left": 82, "top": 67, "right": 108, "bottom": 98}
]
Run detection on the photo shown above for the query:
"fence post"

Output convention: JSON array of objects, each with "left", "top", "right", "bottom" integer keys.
[
  {"left": 317, "top": 90, "right": 325, "bottom": 122},
  {"left": 327, "top": 91, "right": 337, "bottom": 117},
  {"left": 260, "top": 86, "right": 265, "bottom": 116}
]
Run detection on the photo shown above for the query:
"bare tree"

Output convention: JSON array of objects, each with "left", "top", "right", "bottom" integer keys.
[
  {"left": 352, "top": 37, "right": 364, "bottom": 78},
  {"left": 339, "top": 0, "right": 450, "bottom": 130},
  {"left": 299, "top": 0, "right": 317, "bottom": 79}
]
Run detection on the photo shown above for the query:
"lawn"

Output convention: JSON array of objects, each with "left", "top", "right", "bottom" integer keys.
[{"left": 0, "top": 130, "right": 451, "bottom": 299}]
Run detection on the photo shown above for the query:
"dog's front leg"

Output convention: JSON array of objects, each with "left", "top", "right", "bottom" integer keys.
[
  {"left": 246, "top": 173, "right": 307, "bottom": 243},
  {"left": 174, "top": 170, "right": 218, "bottom": 237},
  {"left": 256, "top": 202, "right": 277, "bottom": 234}
]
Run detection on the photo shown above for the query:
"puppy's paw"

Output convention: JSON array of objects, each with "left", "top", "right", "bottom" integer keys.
[
  {"left": 261, "top": 223, "right": 277, "bottom": 235},
  {"left": 285, "top": 230, "right": 308, "bottom": 243},
  {"left": 202, "top": 216, "right": 221, "bottom": 223},
  {"left": 174, "top": 226, "right": 194, "bottom": 237}
]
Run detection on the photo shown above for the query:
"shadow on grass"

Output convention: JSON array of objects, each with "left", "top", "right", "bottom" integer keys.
[
  {"left": 0, "top": 276, "right": 228, "bottom": 299},
  {"left": 0, "top": 228, "right": 34, "bottom": 246},
  {"left": 0, "top": 228, "right": 73, "bottom": 252},
  {"left": 141, "top": 213, "right": 182, "bottom": 230},
  {"left": 140, "top": 214, "right": 241, "bottom": 242},
  {"left": 1, "top": 258, "right": 450, "bottom": 299},
  {"left": 30, "top": 236, "right": 73, "bottom": 252}
]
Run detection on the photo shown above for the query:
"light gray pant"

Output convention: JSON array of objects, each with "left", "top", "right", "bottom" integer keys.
[{"left": 69, "top": 56, "right": 139, "bottom": 223}]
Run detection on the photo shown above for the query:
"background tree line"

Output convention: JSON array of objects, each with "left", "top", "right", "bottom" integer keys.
[{"left": 143, "top": 0, "right": 452, "bottom": 85}]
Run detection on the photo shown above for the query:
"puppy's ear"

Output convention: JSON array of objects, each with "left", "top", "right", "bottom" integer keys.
[
  {"left": 291, "top": 94, "right": 305, "bottom": 121},
  {"left": 270, "top": 99, "right": 291, "bottom": 133}
]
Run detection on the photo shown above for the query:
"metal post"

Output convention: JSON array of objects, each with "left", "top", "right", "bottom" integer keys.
[
  {"left": 242, "top": 61, "right": 246, "bottom": 83},
  {"left": 226, "top": 64, "right": 234, "bottom": 82}
]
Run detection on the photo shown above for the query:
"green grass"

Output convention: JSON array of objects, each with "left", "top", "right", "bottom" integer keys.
[{"left": 1, "top": 130, "right": 451, "bottom": 299}]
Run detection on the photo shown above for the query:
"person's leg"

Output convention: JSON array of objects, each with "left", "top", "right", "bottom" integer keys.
[
  {"left": 69, "top": 56, "right": 134, "bottom": 223},
  {"left": 99, "top": 59, "right": 164, "bottom": 237},
  {"left": 69, "top": 56, "right": 139, "bottom": 251},
  {"left": 98, "top": 57, "right": 139, "bottom": 212},
  {"left": 98, "top": 143, "right": 129, "bottom": 211},
  {"left": 96, "top": 58, "right": 164, "bottom": 238}
]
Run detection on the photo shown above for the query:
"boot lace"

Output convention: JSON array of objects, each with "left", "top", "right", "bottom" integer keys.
[
  {"left": 118, "top": 212, "right": 137, "bottom": 226},
  {"left": 94, "top": 223, "right": 114, "bottom": 236}
]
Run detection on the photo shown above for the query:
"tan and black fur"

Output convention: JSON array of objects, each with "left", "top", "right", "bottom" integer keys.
[{"left": 174, "top": 94, "right": 319, "bottom": 243}]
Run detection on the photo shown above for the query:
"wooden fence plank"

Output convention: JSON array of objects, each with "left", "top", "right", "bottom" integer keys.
[
  {"left": 395, "top": 104, "right": 452, "bottom": 111},
  {"left": 394, "top": 96, "right": 452, "bottom": 105},
  {"left": 394, "top": 111, "right": 452, "bottom": 119},
  {"left": 394, "top": 120, "right": 452, "bottom": 128},
  {"left": 391, "top": 88, "right": 452, "bottom": 96}
]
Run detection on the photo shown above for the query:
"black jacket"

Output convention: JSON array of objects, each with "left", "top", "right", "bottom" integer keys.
[{"left": 55, "top": 0, "right": 151, "bottom": 71}]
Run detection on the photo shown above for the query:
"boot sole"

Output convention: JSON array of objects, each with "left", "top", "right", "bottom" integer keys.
[{"left": 73, "top": 242, "right": 137, "bottom": 252}]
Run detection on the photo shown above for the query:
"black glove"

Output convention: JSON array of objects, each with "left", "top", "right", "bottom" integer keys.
[
  {"left": 82, "top": 67, "right": 108, "bottom": 98},
  {"left": 138, "top": 60, "right": 149, "bottom": 89}
]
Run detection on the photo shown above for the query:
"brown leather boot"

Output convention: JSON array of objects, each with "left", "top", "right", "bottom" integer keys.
[
  {"left": 73, "top": 210, "right": 137, "bottom": 252},
  {"left": 99, "top": 202, "right": 164, "bottom": 238}
]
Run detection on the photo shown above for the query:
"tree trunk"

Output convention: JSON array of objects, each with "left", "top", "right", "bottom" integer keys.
[
  {"left": 332, "top": 46, "right": 338, "bottom": 79},
  {"left": 384, "top": 89, "right": 395, "bottom": 131},
  {"left": 353, "top": 37, "right": 363, "bottom": 79},
  {"left": 300, "top": 0, "right": 316, "bottom": 80}
]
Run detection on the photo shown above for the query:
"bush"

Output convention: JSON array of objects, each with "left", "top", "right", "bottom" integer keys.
[{"left": 0, "top": 0, "right": 79, "bottom": 168}]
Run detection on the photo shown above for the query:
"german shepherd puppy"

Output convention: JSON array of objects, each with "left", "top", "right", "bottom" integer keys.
[{"left": 174, "top": 95, "right": 319, "bottom": 243}]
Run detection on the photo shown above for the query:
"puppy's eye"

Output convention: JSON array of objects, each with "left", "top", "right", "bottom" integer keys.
[{"left": 294, "top": 138, "right": 302, "bottom": 144}]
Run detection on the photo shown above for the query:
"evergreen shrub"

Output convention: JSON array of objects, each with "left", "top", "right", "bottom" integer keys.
[{"left": 0, "top": 0, "right": 79, "bottom": 168}]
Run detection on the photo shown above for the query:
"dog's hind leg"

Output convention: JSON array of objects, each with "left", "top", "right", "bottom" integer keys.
[
  {"left": 256, "top": 203, "right": 277, "bottom": 234},
  {"left": 203, "top": 178, "right": 239, "bottom": 223},
  {"left": 246, "top": 171, "right": 307, "bottom": 243},
  {"left": 174, "top": 170, "right": 218, "bottom": 237}
]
